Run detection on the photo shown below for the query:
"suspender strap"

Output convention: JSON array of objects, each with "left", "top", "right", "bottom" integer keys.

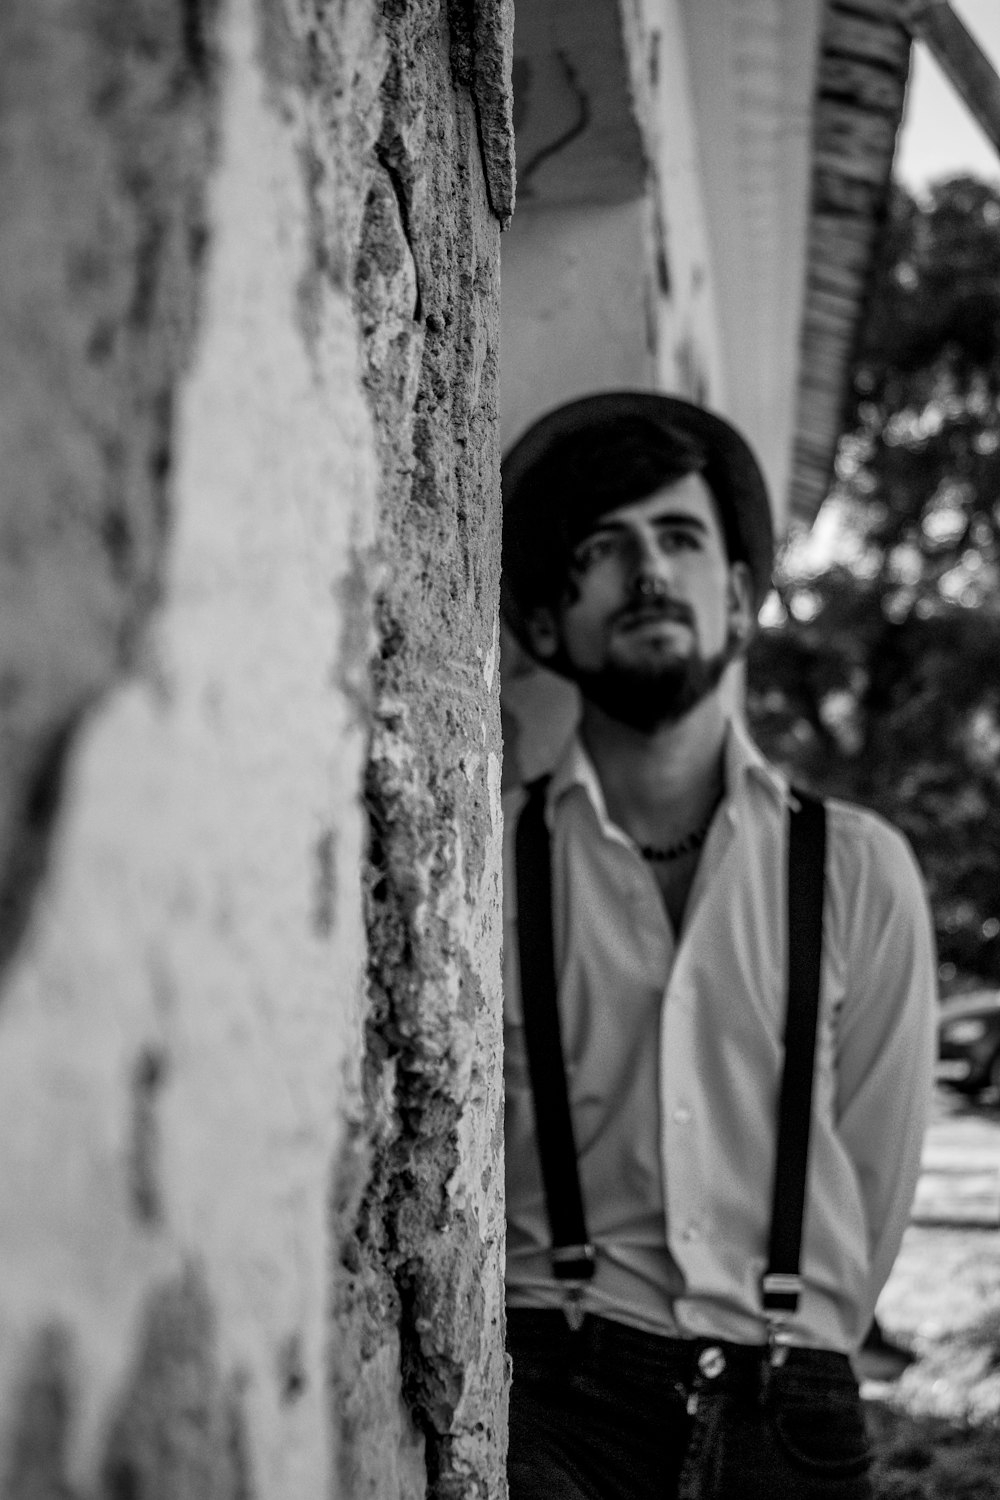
[
  {"left": 514, "top": 778, "right": 595, "bottom": 1284},
  {"left": 761, "top": 790, "right": 827, "bottom": 1318},
  {"left": 515, "top": 778, "right": 827, "bottom": 1321}
]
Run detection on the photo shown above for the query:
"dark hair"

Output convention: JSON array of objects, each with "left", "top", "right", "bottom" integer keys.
[{"left": 505, "top": 415, "right": 721, "bottom": 615}]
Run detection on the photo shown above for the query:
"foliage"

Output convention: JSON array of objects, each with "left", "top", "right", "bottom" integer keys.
[
  {"left": 747, "top": 178, "right": 1000, "bottom": 987},
  {"left": 869, "top": 1403, "right": 1000, "bottom": 1499}
]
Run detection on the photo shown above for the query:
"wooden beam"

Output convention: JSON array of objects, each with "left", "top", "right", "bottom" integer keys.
[
  {"left": 903, "top": 1, "right": 1000, "bottom": 161},
  {"left": 788, "top": 2, "right": 913, "bottom": 527},
  {"left": 824, "top": 10, "right": 910, "bottom": 70},
  {"left": 819, "top": 54, "right": 908, "bottom": 114}
]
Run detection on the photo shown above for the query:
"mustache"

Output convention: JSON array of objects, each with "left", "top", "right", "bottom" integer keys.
[{"left": 614, "top": 592, "right": 695, "bottom": 628}]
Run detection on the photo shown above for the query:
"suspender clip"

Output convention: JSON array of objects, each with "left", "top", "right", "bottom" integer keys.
[
  {"left": 759, "top": 1316, "right": 793, "bottom": 1406},
  {"left": 562, "top": 1286, "right": 587, "bottom": 1332},
  {"left": 766, "top": 1319, "right": 793, "bottom": 1367},
  {"left": 552, "top": 1243, "right": 595, "bottom": 1330},
  {"left": 761, "top": 1272, "right": 799, "bottom": 1373}
]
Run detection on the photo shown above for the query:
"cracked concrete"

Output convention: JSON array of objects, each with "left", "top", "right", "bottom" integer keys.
[{"left": 331, "top": 1, "right": 509, "bottom": 1493}]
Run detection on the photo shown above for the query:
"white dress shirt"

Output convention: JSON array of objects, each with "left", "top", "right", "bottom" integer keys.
[{"left": 503, "top": 719, "right": 937, "bottom": 1352}]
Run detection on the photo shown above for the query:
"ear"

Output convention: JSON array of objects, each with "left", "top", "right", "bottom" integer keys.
[
  {"left": 726, "top": 561, "right": 754, "bottom": 645},
  {"left": 525, "top": 605, "right": 561, "bottom": 662}
]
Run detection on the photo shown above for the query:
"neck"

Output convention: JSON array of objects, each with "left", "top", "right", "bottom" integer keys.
[{"left": 580, "top": 692, "right": 729, "bottom": 848}]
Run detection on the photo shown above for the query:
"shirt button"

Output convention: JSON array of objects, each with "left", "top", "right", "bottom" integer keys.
[
  {"left": 673, "top": 1105, "right": 692, "bottom": 1125},
  {"left": 698, "top": 1346, "right": 727, "bottom": 1380},
  {"left": 681, "top": 1223, "right": 701, "bottom": 1243}
]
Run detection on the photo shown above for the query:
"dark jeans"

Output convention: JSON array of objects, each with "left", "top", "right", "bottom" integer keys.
[{"left": 507, "top": 1309, "right": 873, "bottom": 1500}]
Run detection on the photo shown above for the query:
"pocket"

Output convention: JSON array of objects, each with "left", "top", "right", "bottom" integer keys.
[{"left": 771, "top": 1389, "right": 871, "bottom": 1477}]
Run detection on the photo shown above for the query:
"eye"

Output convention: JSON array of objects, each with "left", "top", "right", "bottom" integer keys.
[
  {"left": 658, "top": 526, "right": 702, "bottom": 554},
  {"left": 572, "top": 534, "right": 621, "bottom": 571}
]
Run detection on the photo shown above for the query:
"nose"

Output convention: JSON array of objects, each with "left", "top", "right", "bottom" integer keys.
[{"left": 630, "top": 528, "right": 672, "bottom": 593}]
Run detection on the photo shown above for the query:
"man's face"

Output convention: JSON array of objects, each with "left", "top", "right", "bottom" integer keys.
[{"left": 527, "top": 475, "right": 753, "bottom": 730}]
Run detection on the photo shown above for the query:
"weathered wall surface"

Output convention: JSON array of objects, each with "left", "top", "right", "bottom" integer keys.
[
  {"left": 0, "top": 0, "right": 511, "bottom": 1496},
  {"left": 336, "top": 1, "right": 512, "bottom": 1495}
]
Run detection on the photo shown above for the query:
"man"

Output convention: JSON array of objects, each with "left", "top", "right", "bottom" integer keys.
[{"left": 500, "top": 392, "right": 936, "bottom": 1500}]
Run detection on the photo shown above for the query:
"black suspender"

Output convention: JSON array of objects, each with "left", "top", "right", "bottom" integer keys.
[
  {"left": 762, "top": 789, "right": 826, "bottom": 1326},
  {"left": 515, "top": 778, "right": 596, "bottom": 1294},
  {"left": 514, "top": 777, "right": 827, "bottom": 1335}
]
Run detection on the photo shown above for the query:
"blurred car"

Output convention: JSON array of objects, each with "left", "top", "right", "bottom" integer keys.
[{"left": 937, "top": 990, "right": 1000, "bottom": 1099}]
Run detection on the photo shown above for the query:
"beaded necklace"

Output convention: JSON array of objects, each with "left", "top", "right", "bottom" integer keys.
[{"left": 637, "top": 798, "right": 720, "bottom": 862}]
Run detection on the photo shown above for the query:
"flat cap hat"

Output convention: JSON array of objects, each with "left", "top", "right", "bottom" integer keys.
[{"left": 502, "top": 390, "right": 774, "bottom": 649}]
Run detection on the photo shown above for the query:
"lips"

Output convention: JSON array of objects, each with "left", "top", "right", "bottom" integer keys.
[{"left": 615, "top": 602, "right": 693, "bottom": 631}]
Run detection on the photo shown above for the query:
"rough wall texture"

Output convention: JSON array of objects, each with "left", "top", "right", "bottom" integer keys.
[
  {"left": 0, "top": 0, "right": 512, "bottom": 1496},
  {"left": 334, "top": 1, "right": 512, "bottom": 1493}
]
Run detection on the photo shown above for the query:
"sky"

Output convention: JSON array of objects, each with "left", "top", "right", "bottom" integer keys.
[{"left": 895, "top": 0, "right": 1000, "bottom": 191}]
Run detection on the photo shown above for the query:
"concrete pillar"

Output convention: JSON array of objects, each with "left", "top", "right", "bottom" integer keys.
[{"left": 0, "top": 1, "right": 512, "bottom": 1495}]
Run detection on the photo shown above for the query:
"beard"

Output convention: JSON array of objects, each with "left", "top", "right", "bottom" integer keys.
[{"left": 570, "top": 627, "right": 741, "bottom": 732}]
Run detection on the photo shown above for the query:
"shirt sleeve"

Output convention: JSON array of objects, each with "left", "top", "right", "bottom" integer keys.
[{"left": 831, "top": 811, "right": 938, "bottom": 1328}]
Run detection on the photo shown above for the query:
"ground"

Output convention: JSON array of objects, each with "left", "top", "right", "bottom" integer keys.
[{"left": 865, "top": 1089, "right": 1000, "bottom": 1497}]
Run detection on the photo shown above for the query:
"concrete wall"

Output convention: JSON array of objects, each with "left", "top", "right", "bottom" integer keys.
[
  {"left": 500, "top": 201, "right": 660, "bottom": 451},
  {"left": 501, "top": 0, "right": 826, "bottom": 502},
  {"left": 0, "top": 1, "right": 512, "bottom": 1496}
]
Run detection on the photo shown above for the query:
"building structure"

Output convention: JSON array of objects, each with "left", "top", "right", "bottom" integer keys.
[{"left": 501, "top": 0, "right": 913, "bottom": 785}]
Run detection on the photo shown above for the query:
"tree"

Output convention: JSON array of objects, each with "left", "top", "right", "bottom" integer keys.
[{"left": 748, "top": 177, "right": 1000, "bottom": 987}]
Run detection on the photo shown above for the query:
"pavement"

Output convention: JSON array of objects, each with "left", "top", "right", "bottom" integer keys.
[
  {"left": 858, "top": 1089, "right": 1000, "bottom": 1391},
  {"left": 911, "top": 1087, "right": 1000, "bottom": 1228}
]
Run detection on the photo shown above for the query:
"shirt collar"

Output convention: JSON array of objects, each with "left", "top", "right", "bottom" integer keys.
[
  {"left": 547, "top": 734, "right": 616, "bottom": 833},
  {"left": 722, "top": 715, "right": 790, "bottom": 808},
  {"left": 546, "top": 714, "right": 790, "bottom": 830}
]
